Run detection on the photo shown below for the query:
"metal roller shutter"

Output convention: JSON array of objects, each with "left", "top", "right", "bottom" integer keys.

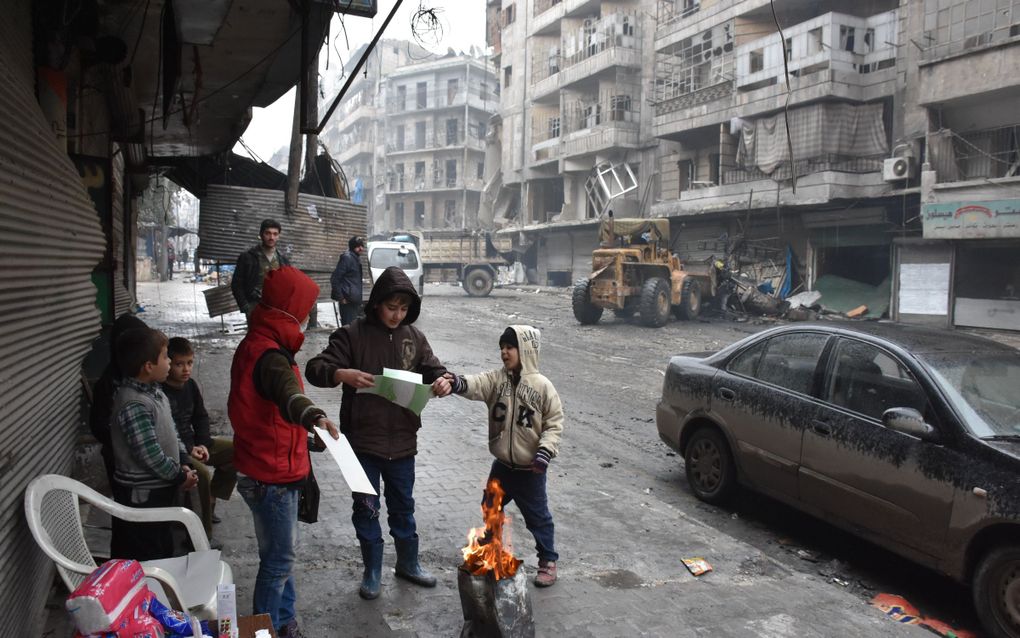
[
  {"left": 111, "top": 146, "right": 133, "bottom": 316},
  {"left": 0, "top": 5, "right": 106, "bottom": 633}
]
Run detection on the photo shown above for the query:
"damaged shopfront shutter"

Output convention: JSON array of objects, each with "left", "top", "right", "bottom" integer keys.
[{"left": 0, "top": 7, "right": 106, "bottom": 635}]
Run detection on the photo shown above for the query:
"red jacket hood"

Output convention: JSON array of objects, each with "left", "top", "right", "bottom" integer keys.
[{"left": 249, "top": 266, "right": 319, "bottom": 352}]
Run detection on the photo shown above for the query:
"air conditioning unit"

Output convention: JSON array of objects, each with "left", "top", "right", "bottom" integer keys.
[{"left": 883, "top": 156, "right": 916, "bottom": 181}]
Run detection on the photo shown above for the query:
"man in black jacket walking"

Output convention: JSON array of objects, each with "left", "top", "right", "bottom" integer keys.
[
  {"left": 231, "top": 219, "right": 291, "bottom": 318},
  {"left": 330, "top": 235, "right": 365, "bottom": 326}
]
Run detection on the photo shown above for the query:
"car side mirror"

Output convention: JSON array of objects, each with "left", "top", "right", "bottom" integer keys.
[{"left": 883, "top": 407, "right": 939, "bottom": 443}]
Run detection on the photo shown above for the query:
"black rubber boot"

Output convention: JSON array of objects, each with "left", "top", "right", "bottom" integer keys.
[
  {"left": 394, "top": 536, "right": 437, "bottom": 587},
  {"left": 359, "top": 540, "right": 384, "bottom": 600}
]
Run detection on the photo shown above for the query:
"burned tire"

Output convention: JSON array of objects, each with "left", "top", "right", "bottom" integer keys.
[
  {"left": 572, "top": 278, "right": 603, "bottom": 325},
  {"left": 973, "top": 544, "right": 1020, "bottom": 638},
  {"left": 639, "top": 277, "right": 671, "bottom": 327},
  {"left": 673, "top": 278, "right": 702, "bottom": 320},
  {"left": 464, "top": 268, "right": 494, "bottom": 297},
  {"left": 684, "top": 427, "right": 736, "bottom": 504}
]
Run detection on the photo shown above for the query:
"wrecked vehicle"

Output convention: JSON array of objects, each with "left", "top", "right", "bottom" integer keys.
[
  {"left": 572, "top": 216, "right": 716, "bottom": 327},
  {"left": 655, "top": 323, "right": 1020, "bottom": 638}
]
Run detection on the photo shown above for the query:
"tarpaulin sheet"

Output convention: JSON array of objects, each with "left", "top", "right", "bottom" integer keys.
[
  {"left": 737, "top": 103, "right": 888, "bottom": 175},
  {"left": 599, "top": 218, "right": 670, "bottom": 245}
]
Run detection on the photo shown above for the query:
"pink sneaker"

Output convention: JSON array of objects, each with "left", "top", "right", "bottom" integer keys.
[{"left": 535, "top": 560, "right": 557, "bottom": 587}]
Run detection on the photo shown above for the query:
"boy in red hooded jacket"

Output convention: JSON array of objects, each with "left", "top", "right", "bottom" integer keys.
[{"left": 228, "top": 266, "right": 339, "bottom": 638}]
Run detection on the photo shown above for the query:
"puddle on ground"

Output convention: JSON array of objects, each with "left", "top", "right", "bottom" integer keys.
[{"left": 594, "top": 569, "right": 644, "bottom": 589}]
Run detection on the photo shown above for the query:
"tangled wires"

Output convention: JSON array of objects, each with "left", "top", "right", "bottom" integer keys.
[{"left": 411, "top": 2, "right": 444, "bottom": 48}]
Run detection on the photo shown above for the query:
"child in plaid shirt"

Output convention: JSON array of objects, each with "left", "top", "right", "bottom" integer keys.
[{"left": 109, "top": 327, "right": 198, "bottom": 560}]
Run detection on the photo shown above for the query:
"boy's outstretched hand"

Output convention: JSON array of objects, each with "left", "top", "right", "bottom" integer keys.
[
  {"left": 316, "top": 416, "right": 340, "bottom": 440},
  {"left": 431, "top": 376, "right": 452, "bottom": 398}
]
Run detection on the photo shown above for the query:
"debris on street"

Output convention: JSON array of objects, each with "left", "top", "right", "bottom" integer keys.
[
  {"left": 682, "top": 557, "right": 713, "bottom": 577},
  {"left": 870, "top": 593, "right": 978, "bottom": 638}
]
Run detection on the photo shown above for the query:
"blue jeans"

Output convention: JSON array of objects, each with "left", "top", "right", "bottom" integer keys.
[
  {"left": 352, "top": 454, "right": 417, "bottom": 543},
  {"left": 237, "top": 477, "right": 300, "bottom": 630},
  {"left": 488, "top": 460, "right": 558, "bottom": 562}
]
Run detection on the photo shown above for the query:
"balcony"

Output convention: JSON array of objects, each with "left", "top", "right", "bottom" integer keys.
[
  {"left": 532, "top": 0, "right": 565, "bottom": 35},
  {"left": 388, "top": 171, "right": 486, "bottom": 194},
  {"left": 336, "top": 102, "right": 378, "bottom": 132},
  {"left": 335, "top": 139, "right": 376, "bottom": 163},
  {"left": 386, "top": 87, "right": 495, "bottom": 114},
  {"left": 655, "top": 0, "right": 770, "bottom": 51},
  {"left": 530, "top": 13, "right": 642, "bottom": 98},
  {"left": 385, "top": 132, "right": 486, "bottom": 155},
  {"left": 929, "top": 124, "right": 1020, "bottom": 185}
]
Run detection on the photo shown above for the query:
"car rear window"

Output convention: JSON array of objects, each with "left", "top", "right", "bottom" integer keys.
[
  {"left": 729, "top": 333, "right": 828, "bottom": 396},
  {"left": 371, "top": 247, "right": 419, "bottom": 269}
]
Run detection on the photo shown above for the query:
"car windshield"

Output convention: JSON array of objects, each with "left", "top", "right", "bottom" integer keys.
[
  {"left": 371, "top": 247, "right": 419, "bottom": 269},
  {"left": 920, "top": 350, "right": 1020, "bottom": 438}
]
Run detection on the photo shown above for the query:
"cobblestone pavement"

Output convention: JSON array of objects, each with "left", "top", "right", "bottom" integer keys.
[{"left": 131, "top": 280, "right": 940, "bottom": 637}]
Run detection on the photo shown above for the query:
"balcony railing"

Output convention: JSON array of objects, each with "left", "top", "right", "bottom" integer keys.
[
  {"left": 930, "top": 125, "right": 1020, "bottom": 184},
  {"left": 385, "top": 132, "right": 485, "bottom": 154},
  {"left": 734, "top": 10, "right": 898, "bottom": 91},
  {"left": 655, "top": 0, "right": 699, "bottom": 34},
  {"left": 386, "top": 85, "right": 495, "bottom": 111},
  {"left": 534, "top": 0, "right": 562, "bottom": 17},
  {"left": 722, "top": 154, "right": 885, "bottom": 185},
  {"left": 387, "top": 170, "right": 485, "bottom": 193}
]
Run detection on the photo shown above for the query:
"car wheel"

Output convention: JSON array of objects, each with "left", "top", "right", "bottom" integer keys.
[
  {"left": 572, "top": 278, "right": 603, "bottom": 325},
  {"left": 639, "top": 277, "right": 670, "bottom": 327},
  {"left": 973, "top": 544, "right": 1020, "bottom": 638},
  {"left": 684, "top": 427, "right": 736, "bottom": 504}
]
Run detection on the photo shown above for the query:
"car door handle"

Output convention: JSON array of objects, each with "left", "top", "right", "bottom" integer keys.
[
  {"left": 716, "top": 387, "right": 736, "bottom": 401},
  {"left": 812, "top": 420, "right": 832, "bottom": 436}
]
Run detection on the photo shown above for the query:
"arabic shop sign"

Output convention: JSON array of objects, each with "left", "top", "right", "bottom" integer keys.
[{"left": 922, "top": 199, "right": 1020, "bottom": 239}]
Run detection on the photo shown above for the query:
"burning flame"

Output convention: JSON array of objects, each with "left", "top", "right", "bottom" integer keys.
[{"left": 461, "top": 479, "right": 522, "bottom": 580}]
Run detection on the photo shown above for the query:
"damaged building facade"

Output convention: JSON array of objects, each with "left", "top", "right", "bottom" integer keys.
[
  {"left": 650, "top": 0, "right": 906, "bottom": 318},
  {"left": 487, "top": 0, "right": 660, "bottom": 286}
]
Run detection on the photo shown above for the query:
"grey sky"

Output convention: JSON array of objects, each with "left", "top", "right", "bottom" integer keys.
[{"left": 237, "top": 1, "right": 487, "bottom": 161}]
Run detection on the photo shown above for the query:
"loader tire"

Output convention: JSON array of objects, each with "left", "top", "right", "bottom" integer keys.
[
  {"left": 640, "top": 277, "right": 671, "bottom": 327},
  {"left": 673, "top": 278, "right": 702, "bottom": 320},
  {"left": 572, "top": 278, "right": 603, "bottom": 325}
]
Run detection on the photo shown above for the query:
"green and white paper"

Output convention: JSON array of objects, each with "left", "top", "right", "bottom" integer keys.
[{"left": 357, "top": 367, "right": 433, "bottom": 415}]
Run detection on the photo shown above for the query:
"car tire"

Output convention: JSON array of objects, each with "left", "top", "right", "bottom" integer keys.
[
  {"left": 973, "top": 544, "right": 1020, "bottom": 638},
  {"left": 684, "top": 427, "right": 736, "bottom": 504},
  {"left": 673, "top": 278, "right": 702, "bottom": 320},
  {"left": 639, "top": 277, "right": 671, "bottom": 327},
  {"left": 572, "top": 278, "right": 603, "bottom": 325},
  {"left": 464, "top": 268, "right": 494, "bottom": 297}
]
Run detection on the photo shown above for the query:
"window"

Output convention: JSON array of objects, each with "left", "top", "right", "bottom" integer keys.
[
  {"left": 749, "top": 48, "right": 764, "bottom": 73},
  {"left": 396, "top": 85, "right": 406, "bottom": 111},
  {"left": 863, "top": 28, "right": 875, "bottom": 53},
  {"left": 447, "top": 78, "right": 459, "bottom": 105},
  {"left": 504, "top": 65, "right": 512, "bottom": 88},
  {"left": 477, "top": 120, "right": 487, "bottom": 138},
  {"left": 415, "top": 121, "right": 426, "bottom": 149},
  {"left": 446, "top": 118, "right": 459, "bottom": 145},
  {"left": 748, "top": 333, "right": 829, "bottom": 396},
  {"left": 416, "top": 82, "right": 427, "bottom": 109},
  {"left": 827, "top": 339, "right": 928, "bottom": 422},
  {"left": 414, "top": 161, "right": 426, "bottom": 189},
  {"left": 394, "top": 202, "right": 405, "bottom": 228},
  {"left": 444, "top": 200, "right": 457, "bottom": 226},
  {"left": 445, "top": 159, "right": 457, "bottom": 187},
  {"left": 709, "top": 153, "right": 720, "bottom": 185},
  {"left": 808, "top": 27, "right": 823, "bottom": 55},
  {"left": 677, "top": 159, "right": 693, "bottom": 192},
  {"left": 728, "top": 341, "right": 766, "bottom": 377},
  {"left": 395, "top": 125, "right": 405, "bottom": 151},
  {"left": 414, "top": 201, "right": 425, "bottom": 228},
  {"left": 549, "top": 116, "right": 560, "bottom": 138},
  {"left": 477, "top": 161, "right": 485, "bottom": 180},
  {"left": 609, "top": 95, "right": 631, "bottom": 122},
  {"left": 840, "top": 25, "right": 856, "bottom": 52},
  {"left": 391, "top": 163, "right": 404, "bottom": 190},
  {"left": 503, "top": 3, "right": 515, "bottom": 26},
  {"left": 371, "top": 246, "right": 419, "bottom": 269}
]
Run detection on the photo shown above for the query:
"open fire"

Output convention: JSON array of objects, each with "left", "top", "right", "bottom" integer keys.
[
  {"left": 458, "top": 479, "right": 534, "bottom": 638},
  {"left": 461, "top": 478, "right": 522, "bottom": 579}
]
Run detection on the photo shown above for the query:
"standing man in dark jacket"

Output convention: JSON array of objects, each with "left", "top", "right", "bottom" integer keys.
[
  {"left": 330, "top": 235, "right": 365, "bottom": 326},
  {"left": 306, "top": 267, "right": 453, "bottom": 600},
  {"left": 231, "top": 219, "right": 291, "bottom": 318}
]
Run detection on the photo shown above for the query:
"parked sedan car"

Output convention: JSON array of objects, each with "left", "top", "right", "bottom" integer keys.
[{"left": 656, "top": 323, "right": 1020, "bottom": 638}]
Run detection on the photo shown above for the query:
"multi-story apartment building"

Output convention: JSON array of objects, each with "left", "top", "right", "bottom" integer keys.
[
  {"left": 377, "top": 54, "right": 498, "bottom": 234},
  {"left": 648, "top": 0, "right": 1020, "bottom": 332},
  {"left": 907, "top": 0, "right": 1020, "bottom": 331},
  {"left": 651, "top": 0, "right": 905, "bottom": 310},
  {"left": 490, "top": 0, "right": 659, "bottom": 286},
  {"left": 319, "top": 40, "right": 430, "bottom": 231}
]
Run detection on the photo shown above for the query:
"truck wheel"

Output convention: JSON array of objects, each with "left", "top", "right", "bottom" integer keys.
[
  {"left": 572, "top": 279, "right": 603, "bottom": 325},
  {"left": 639, "top": 277, "right": 670, "bottom": 327},
  {"left": 464, "top": 269, "right": 494, "bottom": 297},
  {"left": 973, "top": 544, "right": 1020, "bottom": 638},
  {"left": 673, "top": 278, "right": 702, "bottom": 320}
]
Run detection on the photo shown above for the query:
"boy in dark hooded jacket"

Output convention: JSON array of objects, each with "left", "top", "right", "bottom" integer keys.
[
  {"left": 305, "top": 266, "right": 453, "bottom": 600},
  {"left": 445, "top": 325, "right": 564, "bottom": 586},
  {"left": 229, "top": 266, "right": 339, "bottom": 637}
]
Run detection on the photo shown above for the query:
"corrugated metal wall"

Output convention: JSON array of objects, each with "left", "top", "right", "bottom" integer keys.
[
  {"left": 197, "top": 185, "right": 367, "bottom": 271},
  {"left": 0, "top": 3, "right": 107, "bottom": 633},
  {"left": 111, "top": 145, "right": 133, "bottom": 315}
]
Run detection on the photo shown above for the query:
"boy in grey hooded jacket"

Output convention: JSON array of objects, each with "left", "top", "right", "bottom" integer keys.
[{"left": 447, "top": 325, "right": 564, "bottom": 586}]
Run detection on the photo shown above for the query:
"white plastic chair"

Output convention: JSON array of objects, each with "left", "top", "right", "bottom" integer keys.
[{"left": 24, "top": 473, "right": 232, "bottom": 620}]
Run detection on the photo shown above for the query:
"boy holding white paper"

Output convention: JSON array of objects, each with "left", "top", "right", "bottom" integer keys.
[
  {"left": 305, "top": 266, "right": 452, "bottom": 600},
  {"left": 228, "top": 266, "right": 339, "bottom": 638}
]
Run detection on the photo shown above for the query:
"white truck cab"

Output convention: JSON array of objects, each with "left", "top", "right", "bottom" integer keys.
[{"left": 366, "top": 239, "right": 424, "bottom": 296}]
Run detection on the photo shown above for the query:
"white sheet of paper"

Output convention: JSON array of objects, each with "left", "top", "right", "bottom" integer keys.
[
  {"left": 314, "top": 427, "right": 377, "bottom": 495},
  {"left": 383, "top": 367, "right": 423, "bottom": 384}
]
